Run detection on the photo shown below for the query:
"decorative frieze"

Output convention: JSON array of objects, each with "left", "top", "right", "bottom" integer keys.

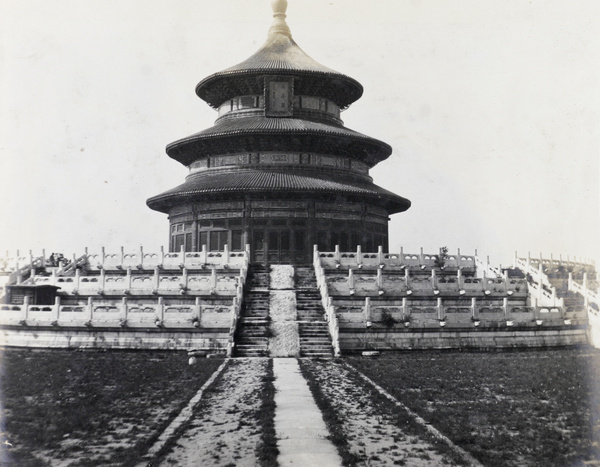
[
  {"left": 367, "top": 205, "right": 388, "bottom": 216},
  {"left": 169, "top": 205, "right": 191, "bottom": 216},
  {"left": 195, "top": 201, "right": 244, "bottom": 212},
  {"left": 315, "top": 202, "right": 363, "bottom": 213},
  {"left": 365, "top": 215, "right": 388, "bottom": 225},
  {"left": 197, "top": 211, "right": 244, "bottom": 220},
  {"left": 211, "top": 154, "right": 250, "bottom": 167},
  {"left": 189, "top": 159, "right": 208, "bottom": 172},
  {"left": 191, "top": 151, "right": 366, "bottom": 174},
  {"left": 311, "top": 154, "right": 350, "bottom": 169},
  {"left": 260, "top": 153, "right": 301, "bottom": 164},
  {"left": 351, "top": 160, "right": 369, "bottom": 174},
  {"left": 170, "top": 214, "right": 195, "bottom": 223},
  {"left": 251, "top": 211, "right": 309, "bottom": 218},
  {"left": 251, "top": 201, "right": 308, "bottom": 209},
  {"left": 316, "top": 212, "right": 362, "bottom": 220}
]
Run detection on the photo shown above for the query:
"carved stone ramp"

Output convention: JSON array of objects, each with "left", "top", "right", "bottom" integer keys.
[{"left": 273, "top": 358, "right": 343, "bottom": 466}]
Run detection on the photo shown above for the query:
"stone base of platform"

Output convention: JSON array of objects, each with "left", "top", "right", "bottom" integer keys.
[
  {"left": 0, "top": 326, "right": 229, "bottom": 352},
  {"left": 340, "top": 326, "right": 589, "bottom": 352}
]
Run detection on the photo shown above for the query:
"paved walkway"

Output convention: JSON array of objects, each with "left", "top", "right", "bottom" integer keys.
[{"left": 273, "top": 358, "right": 342, "bottom": 466}]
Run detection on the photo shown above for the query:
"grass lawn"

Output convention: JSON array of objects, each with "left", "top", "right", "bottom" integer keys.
[
  {"left": 0, "top": 348, "right": 223, "bottom": 466},
  {"left": 257, "top": 358, "right": 279, "bottom": 466},
  {"left": 349, "top": 348, "right": 600, "bottom": 467}
]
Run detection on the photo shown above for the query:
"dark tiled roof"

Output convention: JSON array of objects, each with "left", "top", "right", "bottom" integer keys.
[
  {"left": 147, "top": 169, "right": 410, "bottom": 214},
  {"left": 195, "top": 27, "right": 362, "bottom": 109},
  {"left": 166, "top": 117, "right": 392, "bottom": 166}
]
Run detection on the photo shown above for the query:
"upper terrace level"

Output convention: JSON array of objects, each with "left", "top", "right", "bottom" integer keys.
[
  {"left": 1, "top": 247, "right": 251, "bottom": 310},
  {"left": 1, "top": 245, "right": 249, "bottom": 283},
  {"left": 316, "top": 246, "right": 477, "bottom": 274}
]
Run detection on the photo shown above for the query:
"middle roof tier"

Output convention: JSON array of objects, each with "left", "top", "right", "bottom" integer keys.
[{"left": 166, "top": 116, "right": 393, "bottom": 168}]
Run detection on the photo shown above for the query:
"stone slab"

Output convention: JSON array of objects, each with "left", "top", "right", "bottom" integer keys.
[{"left": 273, "top": 358, "right": 342, "bottom": 466}]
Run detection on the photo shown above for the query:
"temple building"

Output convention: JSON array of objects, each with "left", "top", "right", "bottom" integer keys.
[
  {"left": 0, "top": 1, "right": 595, "bottom": 354},
  {"left": 146, "top": 0, "right": 410, "bottom": 264}
]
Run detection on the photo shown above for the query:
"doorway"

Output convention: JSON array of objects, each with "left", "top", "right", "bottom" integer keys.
[{"left": 252, "top": 227, "right": 307, "bottom": 264}]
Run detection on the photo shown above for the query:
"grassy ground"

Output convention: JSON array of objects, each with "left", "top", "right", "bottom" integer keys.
[
  {"left": 153, "top": 358, "right": 274, "bottom": 466},
  {"left": 0, "top": 348, "right": 223, "bottom": 466},
  {"left": 257, "top": 358, "right": 279, "bottom": 466},
  {"left": 348, "top": 348, "right": 600, "bottom": 467},
  {"left": 3, "top": 347, "right": 598, "bottom": 466},
  {"left": 299, "top": 359, "right": 363, "bottom": 465}
]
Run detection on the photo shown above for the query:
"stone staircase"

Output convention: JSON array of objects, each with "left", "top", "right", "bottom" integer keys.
[
  {"left": 247, "top": 264, "right": 270, "bottom": 288},
  {"left": 548, "top": 277, "right": 586, "bottom": 311},
  {"left": 295, "top": 267, "right": 334, "bottom": 358},
  {"left": 234, "top": 266, "right": 270, "bottom": 357}
]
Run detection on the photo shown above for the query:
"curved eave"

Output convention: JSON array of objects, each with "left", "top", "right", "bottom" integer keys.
[
  {"left": 196, "top": 69, "right": 363, "bottom": 109},
  {"left": 147, "top": 170, "right": 410, "bottom": 215},
  {"left": 166, "top": 117, "right": 392, "bottom": 167}
]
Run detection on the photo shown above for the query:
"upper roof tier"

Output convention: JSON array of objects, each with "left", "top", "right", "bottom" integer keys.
[{"left": 195, "top": 0, "right": 363, "bottom": 109}]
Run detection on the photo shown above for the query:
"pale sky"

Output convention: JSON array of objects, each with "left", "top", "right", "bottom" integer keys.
[{"left": 1, "top": 0, "right": 598, "bottom": 267}]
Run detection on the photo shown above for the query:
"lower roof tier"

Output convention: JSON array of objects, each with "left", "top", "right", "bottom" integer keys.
[
  {"left": 166, "top": 116, "right": 392, "bottom": 167},
  {"left": 146, "top": 168, "right": 411, "bottom": 214}
]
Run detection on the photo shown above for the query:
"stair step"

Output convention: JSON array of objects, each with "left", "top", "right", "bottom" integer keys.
[
  {"left": 239, "top": 331, "right": 269, "bottom": 337},
  {"left": 236, "top": 351, "right": 269, "bottom": 357}
]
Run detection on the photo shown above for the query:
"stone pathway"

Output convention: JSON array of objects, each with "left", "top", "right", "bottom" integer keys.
[
  {"left": 152, "top": 357, "right": 472, "bottom": 466},
  {"left": 301, "top": 359, "right": 465, "bottom": 466},
  {"left": 273, "top": 358, "right": 342, "bottom": 466},
  {"left": 158, "top": 359, "right": 268, "bottom": 466}
]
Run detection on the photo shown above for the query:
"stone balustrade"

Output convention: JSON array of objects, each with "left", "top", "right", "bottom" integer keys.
[
  {"left": 0, "top": 296, "right": 237, "bottom": 329},
  {"left": 568, "top": 273, "right": 599, "bottom": 304},
  {"left": 313, "top": 248, "right": 341, "bottom": 356},
  {"left": 323, "top": 268, "right": 527, "bottom": 298},
  {"left": 515, "top": 257, "right": 554, "bottom": 288},
  {"left": 86, "top": 245, "right": 249, "bottom": 271},
  {"left": 315, "top": 246, "right": 476, "bottom": 272},
  {"left": 30, "top": 268, "right": 244, "bottom": 297},
  {"left": 331, "top": 296, "right": 580, "bottom": 329},
  {"left": 518, "top": 252, "right": 596, "bottom": 270},
  {"left": 0, "top": 253, "right": 43, "bottom": 273},
  {"left": 0, "top": 249, "right": 249, "bottom": 340}
]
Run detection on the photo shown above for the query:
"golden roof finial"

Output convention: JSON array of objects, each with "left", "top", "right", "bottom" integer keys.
[{"left": 269, "top": 0, "right": 291, "bottom": 38}]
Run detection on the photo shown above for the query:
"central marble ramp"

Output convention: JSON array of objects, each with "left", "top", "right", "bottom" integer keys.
[
  {"left": 269, "top": 265, "right": 300, "bottom": 357},
  {"left": 273, "top": 358, "right": 342, "bottom": 466}
]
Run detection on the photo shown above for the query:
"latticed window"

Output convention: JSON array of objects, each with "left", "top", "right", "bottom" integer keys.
[
  {"left": 170, "top": 223, "right": 193, "bottom": 252},
  {"left": 209, "top": 231, "right": 228, "bottom": 251}
]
